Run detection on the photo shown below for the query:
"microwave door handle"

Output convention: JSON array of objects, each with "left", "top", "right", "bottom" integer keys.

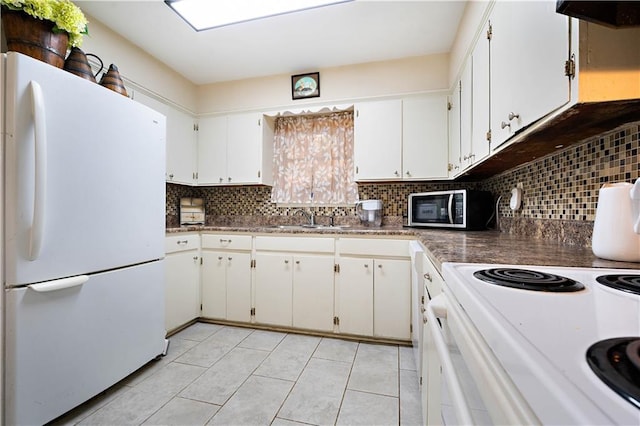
[
  {"left": 447, "top": 194, "right": 454, "bottom": 224},
  {"left": 426, "top": 294, "right": 474, "bottom": 425}
]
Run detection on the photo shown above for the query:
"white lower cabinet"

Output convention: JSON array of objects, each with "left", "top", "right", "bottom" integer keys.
[
  {"left": 337, "top": 238, "right": 411, "bottom": 340},
  {"left": 254, "top": 252, "right": 294, "bottom": 327},
  {"left": 421, "top": 253, "right": 445, "bottom": 426},
  {"left": 166, "top": 232, "right": 412, "bottom": 341},
  {"left": 373, "top": 258, "right": 411, "bottom": 339},
  {"left": 200, "top": 234, "right": 252, "bottom": 322},
  {"left": 254, "top": 236, "right": 335, "bottom": 330},
  {"left": 201, "top": 251, "right": 252, "bottom": 322},
  {"left": 254, "top": 253, "right": 335, "bottom": 329},
  {"left": 336, "top": 257, "right": 374, "bottom": 336},
  {"left": 165, "top": 234, "right": 201, "bottom": 332},
  {"left": 292, "top": 254, "right": 335, "bottom": 332},
  {"left": 337, "top": 257, "right": 410, "bottom": 339}
]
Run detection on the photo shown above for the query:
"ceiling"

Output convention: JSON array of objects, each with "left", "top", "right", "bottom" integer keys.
[{"left": 76, "top": 1, "right": 467, "bottom": 86}]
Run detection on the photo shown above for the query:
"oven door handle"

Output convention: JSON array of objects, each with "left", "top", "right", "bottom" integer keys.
[{"left": 426, "top": 293, "right": 474, "bottom": 425}]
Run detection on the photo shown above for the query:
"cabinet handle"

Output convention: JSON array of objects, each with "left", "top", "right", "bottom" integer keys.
[
  {"left": 228, "top": 257, "right": 232, "bottom": 261},
  {"left": 219, "top": 177, "right": 223, "bottom": 183},
  {"left": 394, "top": 171, "right": 399, "bottom": 177},
  {"left": 284, "top": 260, "right": 289, "bottom": 264},
  {"left": 193, "top": 256, "right": 198, "bottom": 261},
  {"left": 378, "top": 264, "right": 382, "bottom": 268},
  {"left": 176, "top": 240, "right": 188, "bottom": 245},
  {"left": 168, "top": 173, "right": 174, "bottom": 179},
  {"left": 405, "top": 171, "right": 411, "bottom": 177},
  {"left": 424, "top": 272, "right": 432, "bottom": 282},
  {"left": 295, "top": 260, "right": 300, "bottom": 265},
  {"left": 364, "top": 264, "right": 369, "bottom": 268},
  {"left": 508, "top": 112, "right": 520, "bottom": 121},
  {"left": 220, "top": 239, "right": 232, "bottom": 243},
  {"left": 228, "top": 177, "right": 232, "bottom": 182},
  {"left": 501, "top": 121, "right": 510, "bottom": 130},
  {"left": 218, "top": 256, "right": 223, "bottom": 260}
]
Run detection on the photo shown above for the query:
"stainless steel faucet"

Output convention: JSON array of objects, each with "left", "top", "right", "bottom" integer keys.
[{"left": 294, "top": 209, "right": 315, "bottom": 226}]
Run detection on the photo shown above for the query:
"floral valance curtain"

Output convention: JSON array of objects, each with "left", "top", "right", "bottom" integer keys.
[{"left": 270, "top": 112, "right": 358, "bottom": 205}]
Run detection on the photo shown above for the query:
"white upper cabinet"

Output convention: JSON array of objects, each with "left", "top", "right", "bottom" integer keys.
[
  {"left": 402, "top": 95, "right": 448, "bottom": 180},
  {"left": 354, "top": 99, "right": 403, "bottom": 181},
  {"left": 197, "top": 115, "right": 227, "bottom": 184},
  {"left": 448, "top": 83, "right": 461, "bottom": 178},
  {"left": 455, "top": 43, "right": 490, "bottom": 176},
  {"left": 227, "top": 113, "right": 270, "bottom": 184},
  {"left": 459, "top": 60, "right": 473, "bottom": 171},
  {"left": 355, "top": 97, "right": 448, "bottom": 181},
  {"left": 197, "top": 112, "right": 274, "bottom": 186},
  {"left": 489, "top": 0, "right": 570, "bottom": 149},
  {"left": 132, "top": 90, "right": 197, "bottom": 185},
  {"left": 471, "top": 27, "right": 491, "bottom": 166}
]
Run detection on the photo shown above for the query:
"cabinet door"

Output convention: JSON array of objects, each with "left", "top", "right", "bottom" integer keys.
[
  {"left": 402, "top": 96, "right": 448, "bottom": 180},
  {"left": 460, "top": 60, "right": 473, "bottom": 171},
  {"left": 132, "top": 91, "right": 196, "bottom": 185},
  {"left": 197, "top": 116, "right": 227, "bottom": 185},
  {"left": 471, "top": 27, "right": 491, "bottom": 162},
  {"left": 374, "top": 258, "right": 411, "bottom": 340},
  {"left": 254, "top": 252, "right": 293, "bottom": 327},
  {"left": 448, "top": 84, "right": 461, "bottom": 178},
  {"left": 165, "top": 107, "right": 197, "bottom": 185},
  {"left": 226, "top": 252, "right": 252, "bottom": 322},
  {"left": 337, "top": 257, "right": 373, "bottom": 336},
  {"left": 226, "top": 112, "right": 263, "bottom": 184},
  {"left": 292, "top": 254, "right": 335, "bottom": 332},
  {"left": 201, "top": 251, "right": 227, "bottom": 319},
  {"left": 354, "top": 99, "right": 402, "bottom": 180},
  {"left": 165, "top": 250, "right": 200, "bottom": 332},
  {"left": 490, "top": 1, "right": 570, "bottom": 148}
]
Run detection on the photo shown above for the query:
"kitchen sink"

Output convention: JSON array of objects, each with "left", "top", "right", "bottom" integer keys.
[{"left": 266, "top": 224, "right": 349, "bottom": 230}]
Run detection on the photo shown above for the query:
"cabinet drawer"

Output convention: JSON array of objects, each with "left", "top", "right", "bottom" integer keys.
[
  {"left": 338, "top": 237, "right": 410, "bottom": 257},
  {"left": 165, "top": 233, "right": 200, "bottom": 254},
  {"left": 255, "top": 236, "right": 334, "bottom": 253},
  {"left": 201, "top": 233, "right": 252, "bottom": 250}
]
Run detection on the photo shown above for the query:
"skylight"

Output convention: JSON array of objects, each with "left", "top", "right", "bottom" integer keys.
[{"left": 165, "top": 0, "right": 354, "bottom": 31}]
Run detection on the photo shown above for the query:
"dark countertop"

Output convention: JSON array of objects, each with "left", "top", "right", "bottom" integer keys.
[{"left": 166, "top": 225, "right": 640, "bottom": 272}]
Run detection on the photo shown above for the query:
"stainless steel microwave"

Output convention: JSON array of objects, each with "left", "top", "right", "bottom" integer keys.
[{"left": 408, "top": 189, "right": 494, "bottom": 229}]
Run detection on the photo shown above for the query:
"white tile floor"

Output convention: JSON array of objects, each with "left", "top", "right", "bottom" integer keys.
[{"left": 51, "top": 322, "right": 423, "bottom": 426}]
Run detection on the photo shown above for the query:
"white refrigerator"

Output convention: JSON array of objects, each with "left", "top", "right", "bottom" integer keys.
[{"left": 2, "top": 52, "right": 167, "bottom": 425}]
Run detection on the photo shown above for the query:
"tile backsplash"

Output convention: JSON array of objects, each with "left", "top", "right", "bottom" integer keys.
[{"left": 167, "top": 121, "right": 640, "bottom": 247}]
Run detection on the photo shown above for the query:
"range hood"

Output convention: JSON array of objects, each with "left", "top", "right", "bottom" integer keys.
[{"left": 556, "top": 1, "right": 640, "bottom": 28}]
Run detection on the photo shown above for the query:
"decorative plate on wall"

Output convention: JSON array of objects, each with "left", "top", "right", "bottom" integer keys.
[{"left": 292, "top": 72, "right": 320, "bottom": 99}]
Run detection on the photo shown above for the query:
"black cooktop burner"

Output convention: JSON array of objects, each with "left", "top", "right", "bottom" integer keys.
[
  {"left": 473, "top": 268, "right": 585, "bottom": 292},
  {"left": 587, "top": 337, "right": 640, "bottom": 409},
  {"left": 596, "top": 275, "right": 640, "bottom": 295}
]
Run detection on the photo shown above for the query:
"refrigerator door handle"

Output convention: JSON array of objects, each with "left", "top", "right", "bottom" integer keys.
[
  {"left": 29, "top": 80, "right": 47, "bottom": 261},
  {"left": 28, "top": 275, "right": 89, "bottom": 292}
]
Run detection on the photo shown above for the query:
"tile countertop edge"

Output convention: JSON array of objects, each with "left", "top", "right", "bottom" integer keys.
[{"left": 165, "top": 226, "right": 640, "bottom": 271}]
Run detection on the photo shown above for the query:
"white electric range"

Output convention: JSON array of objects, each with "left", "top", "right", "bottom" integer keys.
[{"left": 438, "top": 262, "right": 640, "bottom": 425}]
